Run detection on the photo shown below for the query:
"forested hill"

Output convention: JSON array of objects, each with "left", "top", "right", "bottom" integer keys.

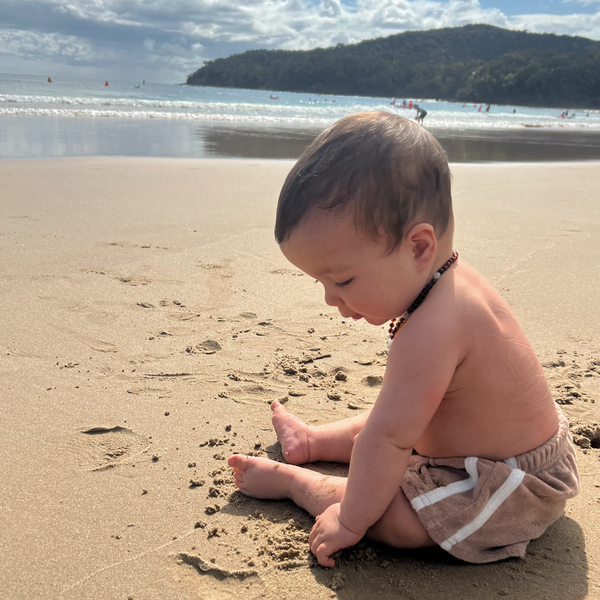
[{"left": 186, "top": 24, "right": 600, "bottom": 108}]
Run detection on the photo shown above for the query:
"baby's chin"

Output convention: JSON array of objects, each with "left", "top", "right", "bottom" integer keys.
[
  {"left": 362, "top": 316, "right": 390, "bottom": 326},
  {"left": 342, "top": 312, "right": 389, "bottom": 327}
]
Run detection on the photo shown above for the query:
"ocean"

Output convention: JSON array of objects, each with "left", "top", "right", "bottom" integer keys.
[{"left": 2, "top": 72, "right": 600, "bottom": 161}]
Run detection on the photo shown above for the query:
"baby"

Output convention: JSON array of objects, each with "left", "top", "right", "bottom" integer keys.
[{"left": 228, "top": 111, "right": 579, "bottom": 567}]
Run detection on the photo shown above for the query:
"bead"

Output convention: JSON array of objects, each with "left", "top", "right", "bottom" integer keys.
[{"left": 387, "top": 250, "right": 458, "bottom": 351}]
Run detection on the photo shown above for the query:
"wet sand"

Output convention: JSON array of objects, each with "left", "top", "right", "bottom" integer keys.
[
  {"left": 0, "top": 158, "right": 599, "bottom": 599},
  {"left": 200, "top": 124, "right": 600, "bottom": 162},
  {"left": 4, "top": 114, "right": 600, "bottom": 162}
]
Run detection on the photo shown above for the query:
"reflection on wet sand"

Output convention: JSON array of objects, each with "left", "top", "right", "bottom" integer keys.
[
  {"left": 431, "top": 128, "right": 600, "bottom": 162},
  {"left": 198, "top": 123, "right": 600, "bottom": 163},
  {"left": 3, "top": 114, "right": 600, "bottom": 162},
  {"left": 196, "top": 124, "right": 322, "bottom": 160}
]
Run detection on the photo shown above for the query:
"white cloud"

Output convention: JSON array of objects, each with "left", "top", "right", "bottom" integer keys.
[
  {"left": 1, "top": 0, "right": 600, "bottom": 83},
  {"left": 0, "top": 29, "right": 97, "bottom": 62},
  {"left": 565, "top": 0, "right": 600, "bottom": 6},
  {"left": 245, "top": 0, "right": 515, "bottom": 49},
  {"left": 511, "top": 11, "right": 600, "bottom": 35}
]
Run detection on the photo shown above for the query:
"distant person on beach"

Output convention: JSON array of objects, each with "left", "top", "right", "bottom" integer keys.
[
  {"left": 229, "top": 112, "right": 579, "bottom": 567},
  {"left": 414, "top": 104, "right": 427, "bottom": 125}
]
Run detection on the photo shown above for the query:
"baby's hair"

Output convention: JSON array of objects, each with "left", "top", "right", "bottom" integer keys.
[{"left": 275, "top": 111, "right": 452, "bottom": 250}]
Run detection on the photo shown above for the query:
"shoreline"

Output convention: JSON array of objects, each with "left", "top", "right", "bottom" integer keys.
[
  {"left": 4, "top": 115, "right": 600, "bottom": 162},
  {"left": 1, "top": 158, "right": 599, "bottom": 600},
  {"left": 5, "top": 154, "right": 600, "bottom": 167}
]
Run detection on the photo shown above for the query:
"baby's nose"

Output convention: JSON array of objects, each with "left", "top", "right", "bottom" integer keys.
[{"left": 324, "top": 288, "right": 343, "bottom": 309}]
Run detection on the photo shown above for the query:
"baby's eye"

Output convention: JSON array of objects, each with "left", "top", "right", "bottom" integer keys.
[{"left": 335, "top": 278, "right": 353, "bottom": 287}]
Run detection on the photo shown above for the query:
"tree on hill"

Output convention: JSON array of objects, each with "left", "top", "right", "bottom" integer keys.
[{"left": 186, "top": 24, "right": 600, "bottom": 108}]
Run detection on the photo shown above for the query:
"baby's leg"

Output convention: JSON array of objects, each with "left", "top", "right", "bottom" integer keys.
[
  {"left": 271, "top": 400, "right": 371, "bottom": 465},
  {"left": 228, "top": 455, "right": 434, "bottom": 549}
]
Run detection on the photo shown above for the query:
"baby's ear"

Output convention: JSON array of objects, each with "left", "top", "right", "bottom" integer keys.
[{"left": 406, "top": 223, "right": 436, "bottom": 268}]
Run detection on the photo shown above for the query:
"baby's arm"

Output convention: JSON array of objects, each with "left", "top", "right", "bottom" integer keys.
[
  {"left": 310, "top": 310, "right": 462, "bottom": 565},
  {"left": 309, "top": 432, "right": 414, "bottom": 566}
]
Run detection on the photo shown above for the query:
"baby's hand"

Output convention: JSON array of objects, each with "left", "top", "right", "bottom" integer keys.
[{"left": 308, "top": 503, "right": 364, "bottom": 567}]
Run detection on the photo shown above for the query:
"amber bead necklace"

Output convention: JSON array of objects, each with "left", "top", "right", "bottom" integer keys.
[{"left": 387, "top": 250, "right": 458, "bottom": 350}]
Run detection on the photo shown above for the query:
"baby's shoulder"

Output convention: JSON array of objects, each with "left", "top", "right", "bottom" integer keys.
[
  {"left": 419, "top": 261, "right": 518, "bottom": 352},
  {"left": 398, "top": 261, "right": 517, "bottom": 360},
  {"left": 452, "top": 261, "right": 510, "bottom": 317},
  {"left": 447, "top": 262, "right": 529, "bottom": 354}
]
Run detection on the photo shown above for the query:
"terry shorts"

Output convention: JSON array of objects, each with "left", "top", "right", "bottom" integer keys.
[{"left": 401, "top": 405, "right": 579, "bottom": 563}]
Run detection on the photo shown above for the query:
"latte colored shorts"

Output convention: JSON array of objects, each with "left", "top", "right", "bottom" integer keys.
[{"left": 401, "top": 406, "right": 579, "bottom": 563}]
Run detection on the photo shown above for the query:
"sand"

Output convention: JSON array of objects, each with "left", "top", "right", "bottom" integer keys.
[
  {"left": 6, "top": 115, "right": 600, "bottom": 162},
  {"left": 0, "top": 157, "right": 599, "bottom": 600}
]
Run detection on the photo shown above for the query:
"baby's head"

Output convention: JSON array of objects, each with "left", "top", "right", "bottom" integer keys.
[
  {"left": 275, "top": 112, "right": 454, "bottom": 324},
  {"left": 275, "top": 111, "right": 452, "bottom": 251}
]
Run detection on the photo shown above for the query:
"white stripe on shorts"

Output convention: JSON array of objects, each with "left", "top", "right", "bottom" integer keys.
[
  {"left": 440, "top": 466, "right": 526, "bottom": 552},
  {"left": 410, "top": 456, "right": 480, "bottom": 512}
]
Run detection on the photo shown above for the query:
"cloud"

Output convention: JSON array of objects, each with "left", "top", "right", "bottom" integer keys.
[
  {"left": 0, "top": 29, "right": 97, "bottom": 63},
  {"left": 1, "top": 0, "right": 600, "bottom": 83},
  {"left": 566, "top": 0, "right": 600, "bottom": 6},
  {"left": 511, "top": 10, "right": 600, "bottom": 36}
]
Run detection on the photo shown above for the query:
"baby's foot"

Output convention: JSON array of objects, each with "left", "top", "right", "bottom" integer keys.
[
  {"left": 228, "top": 455, "right": 297, "bottom": 500},
  {"left": 271, "top": 399, "right": 311, "bottom": 465}
]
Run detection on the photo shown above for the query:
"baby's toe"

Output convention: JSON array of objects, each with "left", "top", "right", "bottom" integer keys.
[{"left": 228, "top": 454, "right": 248, "bottom": 469}]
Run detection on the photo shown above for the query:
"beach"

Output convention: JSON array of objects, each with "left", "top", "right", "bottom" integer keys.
[
  {"left": 1, "top": 157, "right": 599, "bottom": 600},
  {"left": 4, "top": 72, "right": 600, "bottom": 163},
  {"left": 5, "top": 114, "right": 600, "bottom": 162}
]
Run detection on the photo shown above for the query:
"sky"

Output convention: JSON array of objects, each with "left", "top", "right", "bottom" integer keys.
[{"left": 1, "top": 0, "right": 600, "bottom": 84}]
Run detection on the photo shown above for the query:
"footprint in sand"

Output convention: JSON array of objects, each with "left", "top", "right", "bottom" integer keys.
[
  {"left": 270, "top": 268, "right": 304, "bottom": 277},
  {"left": 55, "top": 326, "right": 118, "bottom": 353},
  {"left": 69, "top": 426, "right": 151, "bottom": 471},
  {"left": 198, "top": 261, "right": 233, "bottom": 279},
  {"left": 239, "top": 312, "right": 258, "bottom": 319},
  {"left": 116, "top": 275, "right": 151, "bottom": 286},
  {"left": 176, "top": 553, "right": 258, "bottom": 580},
  {"left": 219, "top": 377, "right": 285, "bottom": 407},
  {"left": 126, "top": 386, "right": 165, "bottom": 396},
  {"left": 362, "top": 375, "right": 383, "bottom": 387},
  {"left": 77, "top": 335, "right": 118, "bottom": 353},
  {"left": 82, "top": 268, "right": 152, "bottom": 286},
  {"left": 185, "top": 340, "right": 222, "bottom": 355},
  {"left": 96, "top": 241, "right": 168, "bottom": 250}
]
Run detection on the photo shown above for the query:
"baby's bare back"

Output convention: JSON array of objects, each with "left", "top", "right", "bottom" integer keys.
[{"left": 400, "top": 261, "right": 558, "bottom": 461}]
